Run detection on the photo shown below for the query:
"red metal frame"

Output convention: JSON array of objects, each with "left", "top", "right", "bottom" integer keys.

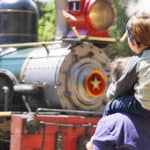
[{"left": 10, "top": 114, "right": 99, "bottom": 150}]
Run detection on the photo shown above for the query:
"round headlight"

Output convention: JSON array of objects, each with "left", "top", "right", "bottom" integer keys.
[{"left": 89, "top": 0, "right": 115, "bottom": 30}]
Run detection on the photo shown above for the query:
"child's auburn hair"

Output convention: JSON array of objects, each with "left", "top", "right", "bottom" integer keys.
[{"left": 127, "top": 11, "right": 150, "bottom": 47}]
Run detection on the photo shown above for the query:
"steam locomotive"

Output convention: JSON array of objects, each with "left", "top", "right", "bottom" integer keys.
[
  {"left": 0, "top": 0, "right": 115, "bottom": 112},
  {"left": 0, "top": 0, "right": 119, "bottom": 149}
]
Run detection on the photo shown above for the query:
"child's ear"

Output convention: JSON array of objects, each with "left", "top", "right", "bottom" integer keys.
[
  {"left": 130, "top": 40, "right": 137, "bottom": 46},
  {"left": 130, "top": 39, "right": 141, "bottom": 48}
]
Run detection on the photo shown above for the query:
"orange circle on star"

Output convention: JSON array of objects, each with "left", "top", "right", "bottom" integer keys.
[{"left": 86, "top": 70, "right": 106, "bottom": 98}]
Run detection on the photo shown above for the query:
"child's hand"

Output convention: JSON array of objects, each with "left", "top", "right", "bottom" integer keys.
[{"left": 86, "top": 136, "right": 94, "bottom": 150}]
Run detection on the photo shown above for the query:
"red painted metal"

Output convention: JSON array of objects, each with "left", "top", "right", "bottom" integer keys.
[
  {"left": 64, "top": 0, "right": 109, "bottom": 37},
  {"left": 10, "top": 114, "right": 99, "bottom": 150}
]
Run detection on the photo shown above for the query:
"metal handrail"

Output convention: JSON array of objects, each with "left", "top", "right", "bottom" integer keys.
[{"left": 72, "top": 26, "right": 127, "bottom": 43}]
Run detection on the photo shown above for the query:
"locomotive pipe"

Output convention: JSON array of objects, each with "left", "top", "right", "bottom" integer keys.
[
  {"left": 14, "top": 84, "right": 41, "bottom": 95},
  {"left": 0, "top": 111, "right": 11, "bottom": 117},
  {"left": 0, "top": 27, "right": 126, "bottom": 50},
  {"left": 0, "top": 41, "right": 63, "bottom": 49},
  {"left": 2, "top": 86, "right": 9, "bottom": 111},
  {"left": 36, "top": 108, "right": 103, "bottom": 116},
  {"left": 55, "top": 0, "right": 68, "bottom": 40}
]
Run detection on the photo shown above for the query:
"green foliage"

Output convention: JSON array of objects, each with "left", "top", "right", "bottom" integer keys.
[
  {"left": 37, "top": 2, "right": 56, "bottom": 41},
  {"left": 104, "top": 0, "right": 134, "bottom": 59}
]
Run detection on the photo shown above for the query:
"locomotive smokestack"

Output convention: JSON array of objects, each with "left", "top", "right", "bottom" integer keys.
[{"left": 55, "top": 0, "right": 68, "bottom": 40}]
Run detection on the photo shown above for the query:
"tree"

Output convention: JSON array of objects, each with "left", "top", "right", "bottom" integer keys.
[
  {"left": 37, "top": 2, "right": 56, "bottom": 41},
  {"left": 104, "top": 0, "right": 133, "bottom": 59}
]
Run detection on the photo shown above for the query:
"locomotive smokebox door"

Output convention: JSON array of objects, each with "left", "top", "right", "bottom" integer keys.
[{"left": 57, "top": 44, "right": 111, "bottom": 111}]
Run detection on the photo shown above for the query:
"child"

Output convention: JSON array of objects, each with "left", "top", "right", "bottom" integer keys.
[
  {"left": 86, "top": 57, "right": 129, "bottom": 150},
  {"left": 109, "top": 57, "right": 128, "bottom": 84},
  {"left": 103, "top": 57, "right": 137, "bottom": 116},
  {"left": 86, "top": 136, "right": 94, "bottom": 150},
  {"left": 104, "top": 11, "right": 150, "bottom": 116},
  {"left": 86, "top": 10, "right": 150, "bottom": 150}
]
